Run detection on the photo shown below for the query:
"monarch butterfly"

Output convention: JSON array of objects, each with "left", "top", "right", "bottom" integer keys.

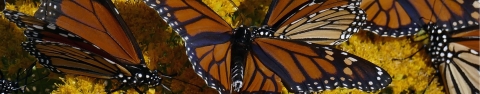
[
  {"left": 144, "top": 0, "right": 392, "bottom": 93},
  {"left": 360, "top": 0, "right": 480, "bottom": 37},
  {"left": 0, "top": 62, "right": 49, "bottom": 93},
  {"left": 418, "top": 22, "right": 480, "bottom": 94},
  {"left": 2, "top": 0, "right": 166, "bottom": 93}
]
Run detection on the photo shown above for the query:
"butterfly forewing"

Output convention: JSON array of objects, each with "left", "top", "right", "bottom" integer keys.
[
  {"left": 265, "top": 0, "right": 361, "bottom": 28},
  {"left": 34, "top": 0, "right": 143, "bottom": 65},
  {"left": 145, "top": 0, "right": 232, "bottom": 37},
  {"left": 145, "top": 0, "right": 235, "bottom": 93},
  {"left": 451, "top": 29, "right": 480, "bottom": 51},
  {"left": 360, "top": 0, "right": 480, "bottom": 37},
  {"left": 2, "top": 10, "right": 126, "bottom": 73},
  {"left": 273, "top": 5, "right": 366, "bottom": 45}
]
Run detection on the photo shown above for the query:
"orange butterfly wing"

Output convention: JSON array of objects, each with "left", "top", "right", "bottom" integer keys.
[
  {"left": 34, "top": 0, "right": 143, "bottom": 65},
  {"left": 3, "top": 10, "right": 131, "bottom": 77},
  {"left": 251, "top": 38, "right": 392, "bottom": 92},
  {"left": 361, "top": 0, "right": 480, "bottom": 37},
  {"left": 240, "top": 52, "right": 283, "bottom": 93}
]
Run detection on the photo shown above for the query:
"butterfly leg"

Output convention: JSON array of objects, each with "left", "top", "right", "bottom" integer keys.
[
  {"left": 107, "top": 83, "right": 125, "bottom": 94},
  {"left": 134, "top": 87, "right": 145, "bottom": 94},
  {"left": 392, "top": 45, "right": 424, "bottom": 61}
]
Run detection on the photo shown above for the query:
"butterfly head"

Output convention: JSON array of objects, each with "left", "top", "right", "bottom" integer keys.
[
  {"left": 233, "top": 25, "right": 253, "bottom": 47},
  {"left": 145, "top": 70, "right": 162, "bottom": 87},
  {"left": 253, "top": 25, "right": 276, "bottom": 38}
]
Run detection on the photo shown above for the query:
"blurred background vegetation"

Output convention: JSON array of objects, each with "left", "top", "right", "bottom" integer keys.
[{"left": 0, "top": 0, "right": 443, "bottom": 94}]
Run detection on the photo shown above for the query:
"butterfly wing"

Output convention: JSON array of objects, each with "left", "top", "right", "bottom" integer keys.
[
  {"left": 33, "top": 0, "right": 144, "bottom": 65},
  {"left": 3, "top": 10, "right": 108, "bottom": 59},
  {"left": 240, "top": 52, "right": 283, "bottom": 93},
  {"left": 22, "top": 40, "right": 132, "bottom": 79},
  {"left": 440, "top": 42, "right": 480, "bottom": 94},
  {"left": 264, "top": 0, "right": 361, "bottom": 28},
  {"left": 269, "top": 5, "right": 366, "bottom": 45},
  {"left": 250, "top": 38, "right": 392, "bottom": 92},
  {"left": 262, "top": 0, "right": 364, "bottom": 45},
  {"left": 145, "top": 0, "right": 234, "bottom": 93},
  {"left": 427, "top": 24, "right": 480, "bottom": 94},
  {"left": 361, "top": 0, "right": 480, "bottom": 37}
]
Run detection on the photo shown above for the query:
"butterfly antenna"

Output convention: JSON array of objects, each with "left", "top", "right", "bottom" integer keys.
[
  {"left": 227, "top": 0, "right": 249, "bottom": 27},
  {"left": 160, "top": 83, "right": 172, "bottom": 92},
  {"left": 393, "top": 8, "right": 440, "bottom": 61},
  {"left": 15, "top": 65, "right": 25, "bottom": 93},
  {"left": 422, "top": 73, "right": 438, "bottom": 94},
  {"left": 392, "top": 45, "right": 425, "bottom": 61},
  {"left": 133, "top": 87, "right": 145, "bottom": 94},
  {"left": 228, "top": 0, "right": 238, "bottom": 10},
  {"left": 160, "top": 72, "right": 204, "bottom": 92},
  {"left": 107, "top": 83, "right": 126, "bottom": 94},
  {"left": 17, "top": 60, "right": 50, "bottom": 93}
]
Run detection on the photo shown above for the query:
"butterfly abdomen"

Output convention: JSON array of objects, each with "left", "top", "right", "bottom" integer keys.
[{"left": 231, "top": 26, "right": 252, "bottom": 92}]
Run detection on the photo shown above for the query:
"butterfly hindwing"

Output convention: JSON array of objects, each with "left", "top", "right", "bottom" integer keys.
[{"left": 251, "top": 38, "right": 391, "bottom": 92}]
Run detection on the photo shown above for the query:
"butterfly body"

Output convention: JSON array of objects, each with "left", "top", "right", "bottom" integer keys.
[
  {"left": 230, "top": 25, "right": 253, "bottom": 92},
  {"left": 422, "top": 22, "right": 480, "bottom": 94}
]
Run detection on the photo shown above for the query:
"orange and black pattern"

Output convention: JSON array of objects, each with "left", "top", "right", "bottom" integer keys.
[
  {"left": 361, "top": 0, "right": 480, "bottom": 37},
  {"left": 145, "top": 0, "right": 392, "bottom": 93},
  {"left": 260, "top": 0, "right": 365, "bottom": 45},
  {"left": 2, "top": 0, "right": 165, "bottom": 93}
]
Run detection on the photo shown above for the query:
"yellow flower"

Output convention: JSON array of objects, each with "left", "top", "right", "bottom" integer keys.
[{"left": 51, "top": 75, "right": 108, "bottom": 94}]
